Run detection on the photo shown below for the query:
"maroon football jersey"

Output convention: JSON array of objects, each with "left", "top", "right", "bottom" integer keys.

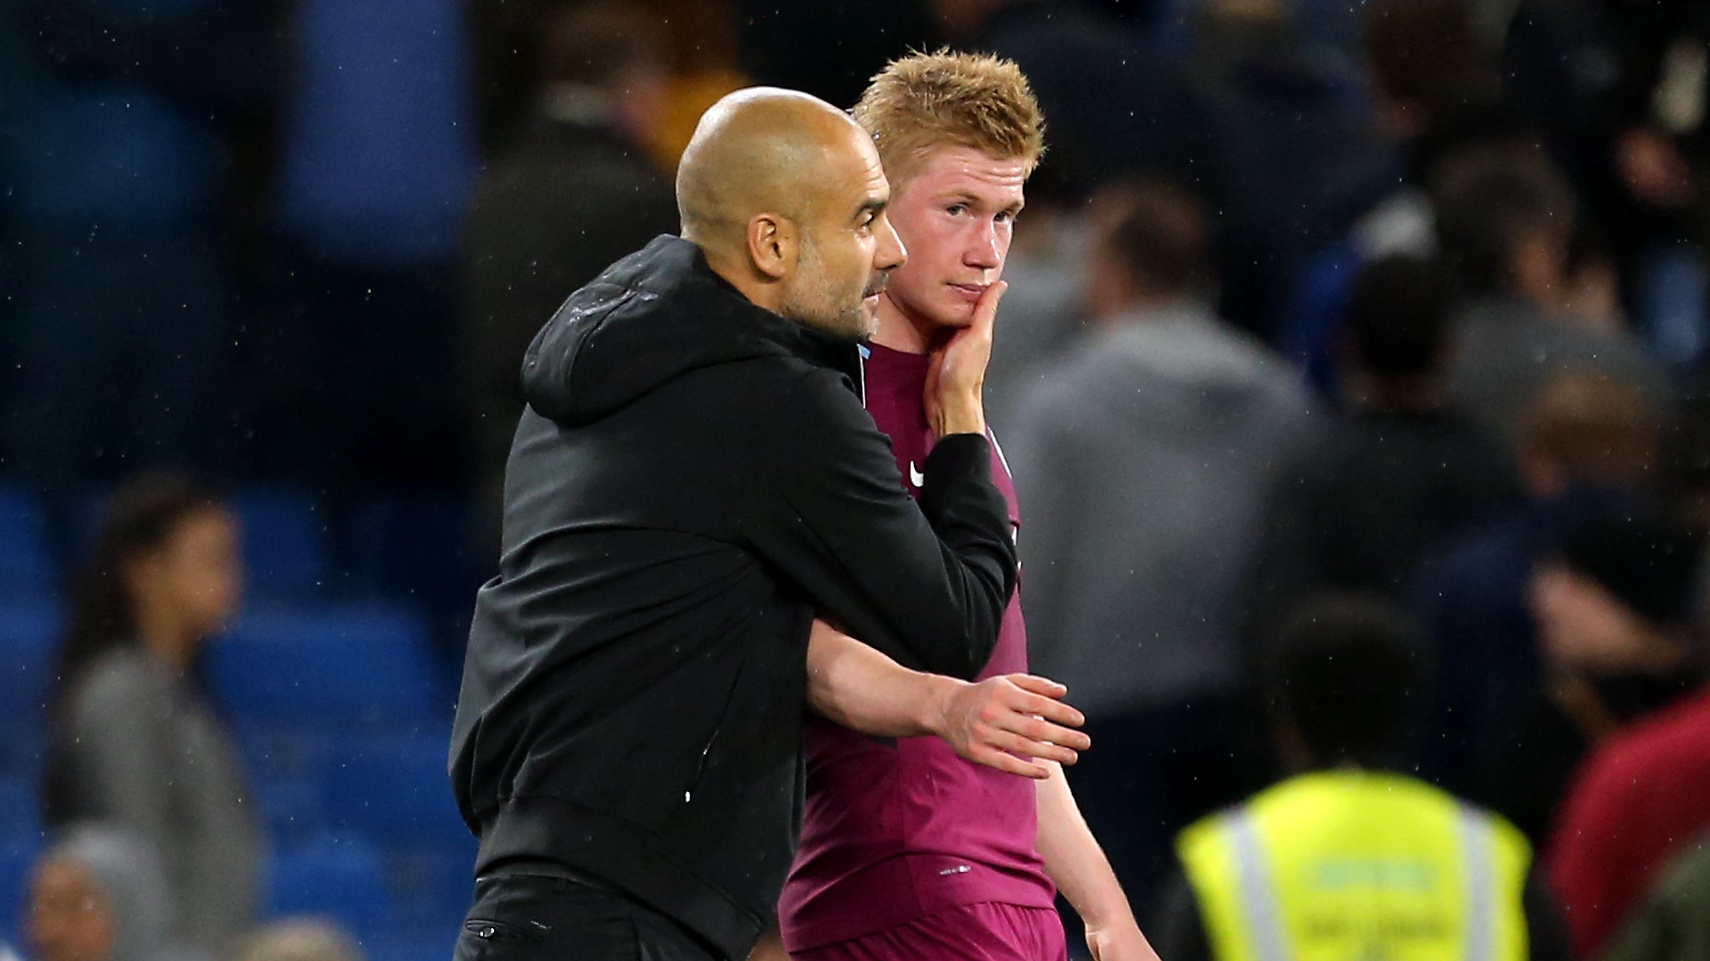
[{"left": 777, "top": 342, "right": 1057, "bottom": 952}]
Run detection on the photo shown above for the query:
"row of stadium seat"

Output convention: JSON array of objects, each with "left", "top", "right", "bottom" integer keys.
[
  {"left": 0, "top": 603, "right": 455, "bottom": 771},
  {"left": 0, "top": 484, "right": 479, "bottom": 604}
]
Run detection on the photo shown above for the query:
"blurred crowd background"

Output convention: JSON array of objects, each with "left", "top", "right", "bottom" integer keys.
[{"left": 2, "top": 0, "right": 1710, "bottom": 958}]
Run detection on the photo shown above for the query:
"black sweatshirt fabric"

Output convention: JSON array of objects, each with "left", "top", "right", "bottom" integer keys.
[{"left": 449, "top": 235, "right": 1018, "bottom": 960}]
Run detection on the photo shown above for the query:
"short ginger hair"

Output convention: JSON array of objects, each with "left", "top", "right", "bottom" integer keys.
[{"left": 852, "top": 49, "right": 1045, "bottom": 187}]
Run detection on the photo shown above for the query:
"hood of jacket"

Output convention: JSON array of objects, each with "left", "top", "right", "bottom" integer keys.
[{"left": 521, "top": 234, "right": 859, "bottom": 426}]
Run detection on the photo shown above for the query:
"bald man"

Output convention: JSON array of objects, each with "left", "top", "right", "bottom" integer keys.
[{"left": 450, "top": 89, "right": 1066, "bottom": 961}]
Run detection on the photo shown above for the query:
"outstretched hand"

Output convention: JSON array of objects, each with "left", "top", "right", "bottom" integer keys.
[{"left": 932, "top": 672, "right": 1089, "bottom": 778}]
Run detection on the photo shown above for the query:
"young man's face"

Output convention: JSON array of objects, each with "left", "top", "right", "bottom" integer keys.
[{"left": 879, "top": 145, "right": 1026, "bottom": 332}]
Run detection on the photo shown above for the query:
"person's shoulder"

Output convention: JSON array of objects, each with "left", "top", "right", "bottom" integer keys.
[
  {"left": 746, "top": 360, "right": 875, "bottom": 454},
  {"left": 1594, "top": 691, "right": 1710, "bottom": 780},
  {"left": 66, "top": 649, "right": 175, "bottom": 726},
  {"left": 1557, "top": 691, "right": 1710, "bottom": 831},
  {"left": 1007, "top": 348, "right": 1100, "bottom": 424}
]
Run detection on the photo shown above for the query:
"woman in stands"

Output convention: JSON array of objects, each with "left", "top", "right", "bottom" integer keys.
[{"left": 42, "top": 472, "right": 260, "bottom": 959}]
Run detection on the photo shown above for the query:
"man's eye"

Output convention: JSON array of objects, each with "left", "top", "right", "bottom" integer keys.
[{"left": 946, "top": 204, "right": 967, "bottom": 216}]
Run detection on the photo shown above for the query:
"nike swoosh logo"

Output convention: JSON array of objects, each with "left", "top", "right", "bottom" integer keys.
[{"left": 909, "top": 461, "right": 925, "bottom": 487}]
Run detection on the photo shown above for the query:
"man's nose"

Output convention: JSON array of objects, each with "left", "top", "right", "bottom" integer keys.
[
  {"left": 875, "top": 216, "right": 906, "bottom": 272},
  {"left": 966, "top": 221, "right": 1001, "bottom": 270}
]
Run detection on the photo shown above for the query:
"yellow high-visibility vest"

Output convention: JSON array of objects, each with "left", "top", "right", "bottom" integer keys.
[{"left": 1177, "top": 770, "right": 1531, "bottom": 961}]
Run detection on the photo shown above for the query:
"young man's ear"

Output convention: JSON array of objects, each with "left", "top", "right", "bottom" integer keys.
[{"left": 747, "top": 213, "right": 799, "bottom": 281}]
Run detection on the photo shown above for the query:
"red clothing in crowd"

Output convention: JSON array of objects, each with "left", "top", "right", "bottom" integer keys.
[{"left": 1546, "top": 688, "right": 1710, "bottom": 959}]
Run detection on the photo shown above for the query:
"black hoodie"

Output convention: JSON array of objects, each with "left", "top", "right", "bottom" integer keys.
[{"left": 449, "top": 236, "right": 1019, "bottom": 959}]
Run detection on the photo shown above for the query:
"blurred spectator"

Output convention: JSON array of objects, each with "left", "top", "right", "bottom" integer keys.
[
  {"left": 937, "top": 0, "right": 1209, "bottom": 203},
  {"left": 1435, "top": 147, "right": 1667, "bottom": 441},
  {"left": 1477, "top": 507, "right": 1704, "bottom": 844},
  {"left": 1413, "top": 373, "right": 1663, "bottom": 790},
  {"left": 0, "top": 0, "right": 280, "bottom": 490},
  {"left": 41, "top": 473, "right": 259, "bottom": 959},
  {"left": 1246, "top": 256, "right": 1518, "bottom": 633},
  {"left": 1545, "top": 558, "right": 1710, "bottom": 960},
  {"left": 981, "top": 198, "right": 1090, "bottom": 437},
  {"left": 1158, "top": 594, "right": 1572, "bottom": 961},
  {"left": 1007, "top": 179, "right": 1311, "bottom": 908},
  {"left": 1177, "top": 0, "right": 1390, "bottom": 340},
  {"left": 1504, "top": 0, "right": 1710, "bottom": 261},
  {"left": 25, "top": 824, "right": 186, "bottom": 961},
  {"left": 1281, "top": 0, "right": 1536, "bottom": 393},
  {"left": 234, "top": 920, "right": 363, "bottom": 961},
  {"left": 1600, "top": 831, "right": 1710, "bottom": 961},
  {"left": 462, "top": 0, "right": 678, "bottom": 537},
  {"left": 642, "top": 0, "right": 750, "bottom": 172}
]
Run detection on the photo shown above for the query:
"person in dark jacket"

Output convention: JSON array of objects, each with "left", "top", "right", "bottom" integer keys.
[
  {"left": 461, "top": 0, "right": 679, "bottom": 542},
  {"left": 1246, "top": 255, "right": 1518, "bottom": 634},
  {"left": 449, "top": 88, "right": 1030, "bottom": 961},
  {"left": 1476, "top": 507, "right": 1704, "bottom": 845}
]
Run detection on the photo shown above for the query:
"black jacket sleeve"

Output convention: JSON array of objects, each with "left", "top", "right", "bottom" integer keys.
[{"left": 748, "top": 368, "right": 1018, "bottom": 680}]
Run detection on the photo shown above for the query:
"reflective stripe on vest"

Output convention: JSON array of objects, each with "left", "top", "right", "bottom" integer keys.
[
  {"left": 1229, "top": 810, "right": 1291, "bottom": 961},
  {"left": 1459, "top": 805, "right": 1497, "bottom": 961}
]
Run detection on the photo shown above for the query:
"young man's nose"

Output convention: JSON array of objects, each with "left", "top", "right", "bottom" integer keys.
[
  {"left": 875, "top": 217, "right": 907, "bottom": 271},
  {"left": 964, "top": 222, "right": 1002, "bottom": 269}
]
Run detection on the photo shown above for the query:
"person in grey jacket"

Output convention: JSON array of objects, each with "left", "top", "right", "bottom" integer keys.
[
  {"left": 1004, "top": 179, "right": 1314, "bottom": 912},
  {"left": 1434, "top": 146, "right": 1667, "bottom": 443},
  {"left": 41, "top": 472, "right": 260, "bottom": 959}
]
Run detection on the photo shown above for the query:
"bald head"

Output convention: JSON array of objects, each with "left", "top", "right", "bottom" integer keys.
[
  {"left": 673, "top": 86, "right": 906, "bottom": 338},
  {"left": 677, "top": 87, "right": 880, "bottom": 247}
]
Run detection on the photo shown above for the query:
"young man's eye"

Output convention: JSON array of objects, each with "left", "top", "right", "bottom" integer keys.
[{"left": 946, "top": 204, "right": 967, "bottom": 216}]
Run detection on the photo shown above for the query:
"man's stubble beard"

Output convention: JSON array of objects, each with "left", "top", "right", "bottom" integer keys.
[{"left": 781, "top": 236, "right": 875, "bottom": 340}]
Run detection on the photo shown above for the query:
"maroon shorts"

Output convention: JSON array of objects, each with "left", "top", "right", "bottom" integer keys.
[{"left": 791, "top": 902, "right": 1068, "bottom": 961}]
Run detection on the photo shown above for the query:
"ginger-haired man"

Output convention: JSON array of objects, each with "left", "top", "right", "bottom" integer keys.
[{"left": 763, "top": 52, "right": 1160, "bottom": 961}]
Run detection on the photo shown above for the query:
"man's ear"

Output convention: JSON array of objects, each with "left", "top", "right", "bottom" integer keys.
[{"left": 748, "top": 213, "right": 798, "bottom": 281}]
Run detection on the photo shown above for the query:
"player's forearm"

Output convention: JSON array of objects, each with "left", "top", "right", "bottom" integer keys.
[
  {"left": 806, "top": 619, "right": 960, "bottom": 737},
  {"left": 1035, "top": 763, "right": 1138, "bottom": 930}
]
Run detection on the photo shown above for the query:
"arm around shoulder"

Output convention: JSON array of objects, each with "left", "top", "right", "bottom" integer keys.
[{"left": 750, "top": 369, "right": 1016, "bottom": 679}]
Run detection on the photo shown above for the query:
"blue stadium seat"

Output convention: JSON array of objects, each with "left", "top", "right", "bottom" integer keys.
[
  {"left": 267, "top": 836, "right": 393, "bottom": 941},
  {"left": 0, "top": 837, "right": 41, "bottom": 945},
  {"left": 0, "top": 486, "right": 54, "bottom": 599},
  {"left": 237, "top": 725, "right": 336, "bottom": 784},
  {"left": 388, "top": 844, "right": 476, "bottom": 936},
  {"left": 211, "top": 604, "right": 447, "bottom": 729},
  {"left": 233, "top": 487, "right": 330, "bottom": 600},
  {"left": 254, "top": 778, "right": 328, "bottom": 848},
  {"left": 0, "top": 604, "right": 56, "bottom": 775},
  {"left": 369, "top": 934, "right": 461, "bottom": 961},
  {"left": 323, "top": 733, "right": 469, "bottom": 849},
  {"left": 0, "top": 777, "right": 40, "bottom": 843}
]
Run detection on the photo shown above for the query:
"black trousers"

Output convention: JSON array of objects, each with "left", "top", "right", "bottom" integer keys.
[{"left": 454, "top": 875, "right": 723, "bottom": 961}]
